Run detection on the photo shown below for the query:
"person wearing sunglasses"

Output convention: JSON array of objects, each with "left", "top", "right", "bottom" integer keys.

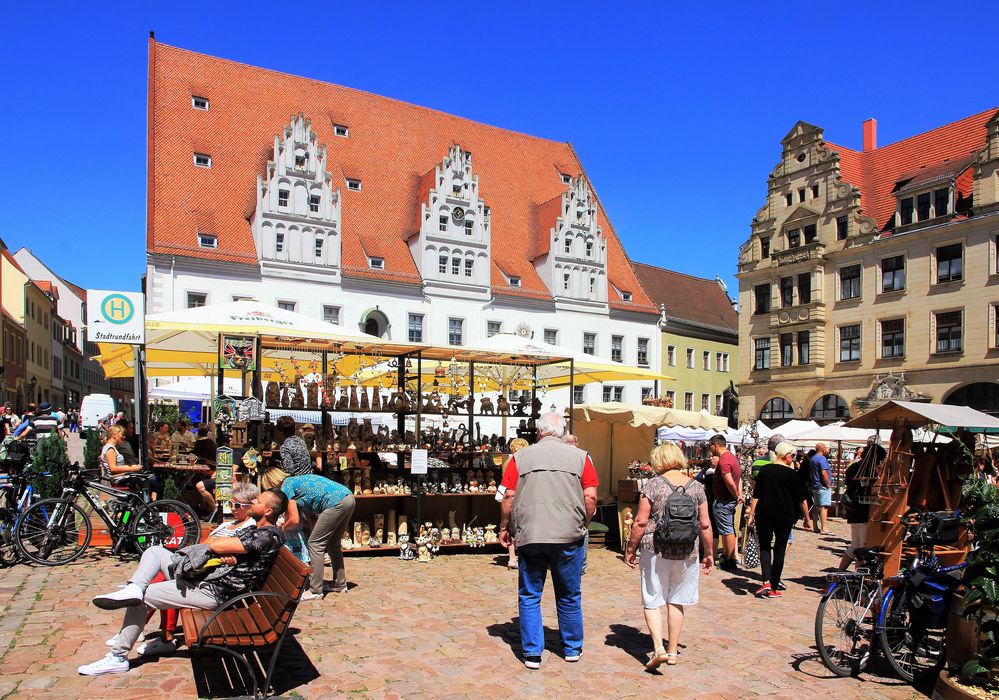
[{"left": 99, "top": 482, "right": 262, "bottom": 658}]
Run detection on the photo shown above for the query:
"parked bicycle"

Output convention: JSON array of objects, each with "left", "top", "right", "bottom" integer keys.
[
  {"left": 13, "top": 462, "right": 201, "bottom": 566},
  {"left": 0, "top": 466, "right": 41, "bottom": 566},
  {"left": 814, "top": 508, "right": 966, "bottom": 682}
]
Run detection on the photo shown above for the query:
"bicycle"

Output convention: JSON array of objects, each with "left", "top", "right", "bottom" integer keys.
[
  {"left": 0, "top": 465, "right": 42, "bottom": 566},
  {"left": 814, "top": 545, "right": 885, "bottom": 676},
  {"left": 13, "top": 463, "right": 201, "bottom": 566}
]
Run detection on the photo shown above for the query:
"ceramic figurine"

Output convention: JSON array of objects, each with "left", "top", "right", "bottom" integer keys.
[
  {"left": 280, "top": 383, "right": 290, "bottom": 408},
  {"left": 622, "top": 507, "right": 634, "bottom": 542},
  {"left": 497, "top": 395, "right": 510, "bottom": 415},
  {"left": 265, "top": 381, "right": 280, "bottom": 407},
  {"left": 514, "top": 394, "right": 529, "bottom": 416},
  {"left": 479, "top": 397, "right": 495, "bottom": 415},
  {"left": 417, "top": 537, "right": 431, "bottom": 563},
  {"left": 475, "top": 527, "right": 486, "bottom": 548},
  {"left": 399, "top": 534, "right": 414, "bottom": 561},
  {"left": 359, "top": 386, "right": 370, "bottom": 411},
  {"left": 322, "top": 374, "right": 337, "bottom": 409},
  {"left": 398, "top": 515, "right": 409, "bottom": 538},
  {"left": 484, "top": 524, "right": 498, "bottom": 543},
  {"left": 306, "top": 380, "right": 319, "bottom": 409},
  {"left": 370, "top": 529, "right": 383, "bottom": 548},
  {"left": 289, "top": 375, "right": 305, "bottom": 409},
  {"left": 341, "top": 535, "right": 354, "bottom": 551},
  {"left": 371, "top": 387, "right": 382, "bottom": 411},
  {"left": 487, "top": 479, "right": 497, "bottom": 493},
  {"left": 335, "top": 387, "right": 349, "bottom": 410},
  {"left": 353, "top": 522, "right": 364, "bottom": 547}
]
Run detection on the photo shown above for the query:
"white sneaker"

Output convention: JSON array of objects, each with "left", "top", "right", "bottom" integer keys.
[
  {"left": 92, "top": 583, "right": 144, "bottom": 610},
  {"left": 300, "top": 591, "right": 324, "bottom": 601},
  {"left": 138, "top": 637, "right": 178, "bottom": 656},
  {"left": 78, "top": 652, "right": 129, "bottom": 676}
]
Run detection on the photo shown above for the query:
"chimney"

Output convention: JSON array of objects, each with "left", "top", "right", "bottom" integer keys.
[{"left": 863, "top": 118, "right": 877, "bottom": 152}]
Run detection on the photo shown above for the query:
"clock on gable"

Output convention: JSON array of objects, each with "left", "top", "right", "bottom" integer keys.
[{"left": 451, "top": 206, "right": 466, "bottom": 223}]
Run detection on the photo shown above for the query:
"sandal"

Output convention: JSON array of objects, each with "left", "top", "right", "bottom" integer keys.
[
  {"left": 664, "top": 652, "right": 679, "bottom": 665},
  {"left": 645, "top": 649, "right": 669, "bottom": 671}
]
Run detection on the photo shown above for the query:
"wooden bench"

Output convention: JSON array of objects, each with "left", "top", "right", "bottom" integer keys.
[{"left": 180, "top": 547, "right": 311, "bottom": 699}]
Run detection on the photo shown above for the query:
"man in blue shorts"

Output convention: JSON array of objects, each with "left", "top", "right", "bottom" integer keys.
[
  {"left": 809, "top": 443, "right": 832, "bottom": 534},
  {"left": 709, "top": 434, "right": 742, "bottom": 571}
]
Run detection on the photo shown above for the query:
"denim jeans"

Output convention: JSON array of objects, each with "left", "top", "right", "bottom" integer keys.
[{"left": 517, "top": 539, "right": 586, "bottom": 658}]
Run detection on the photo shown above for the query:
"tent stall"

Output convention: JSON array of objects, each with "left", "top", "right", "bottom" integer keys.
[{"left": 843, "top": 400, "right": 999, "bottom": 577}]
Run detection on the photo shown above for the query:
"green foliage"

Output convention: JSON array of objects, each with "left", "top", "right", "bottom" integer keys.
[
  {"left": 83, "top": 430, "right": 101, "bottom": 472},
  {"left": 149, "top": 401, "right": 180, "bottom": 430},
  {"left": 162, "top": 475, "right": 182, "bottom": 501},
  {"left": 959, "top": 476, "right": 999, "bottom": 686},
  {"left": 28, "top": 435, "right": 71, "bottom": 500}
]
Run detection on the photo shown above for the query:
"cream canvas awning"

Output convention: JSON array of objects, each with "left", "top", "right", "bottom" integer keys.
[{"left": 844, "top": 400, "right": 999, "bottom": 431}]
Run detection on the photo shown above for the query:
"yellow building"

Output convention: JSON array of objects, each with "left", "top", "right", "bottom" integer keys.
[
  {"left": 23, "top": 281, "right": 53, "bottom": 406},
  {"left": 633, "top": 263, "right": 739, "bottom": 421},
  {"left": 737, "top": 109, "right": 999, "bottom": 422}
]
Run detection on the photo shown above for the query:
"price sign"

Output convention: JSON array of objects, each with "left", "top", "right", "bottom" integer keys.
[{"left": 411, "top": 449, "right": 428, "bottom": 475}]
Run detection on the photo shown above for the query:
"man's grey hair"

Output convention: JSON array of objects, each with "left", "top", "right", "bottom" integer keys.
[
  {"left": 537, "top": 411, "right": 567, "bottom": 439},
  {"left": 233, "top": 481, "right": 260, "bottom": 503},
  {"left": 767, "top": 433, "right": 785, "bottom": 453}
]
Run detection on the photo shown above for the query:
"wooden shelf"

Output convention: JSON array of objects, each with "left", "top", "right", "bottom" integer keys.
[
  {"left": 419, "top": 492, "right": 498, "bottom": 498},
  {"left": 343, "top": 541, "right": 503, "bottom": 555}
]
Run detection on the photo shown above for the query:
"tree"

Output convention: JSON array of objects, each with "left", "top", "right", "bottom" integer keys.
[
  {"left": 149, "top": 401, "right": 181, "bottom": 430},
  {"left": 29, "top": 435, "right": 71, "bottom": 500},
  {"left": 83, "top": 430, "right": 102, "bottom": 472}
]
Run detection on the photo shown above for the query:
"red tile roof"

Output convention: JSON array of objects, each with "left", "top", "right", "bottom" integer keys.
[
  {"left": 148, "top": 41, "right": 655, "bottom": 313},
  {"left": 631, "top": 262, "right": 738, "bottom": 334},
  {"left": 826, "top": 107, "right": 997, "bottom": 231}
]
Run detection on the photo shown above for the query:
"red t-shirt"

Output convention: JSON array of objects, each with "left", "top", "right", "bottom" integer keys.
[
  {"left": 712, "top": 450, "right": 742, "bottom": 501},
  {"left": 500, "top": 454, "right": 598, "bottom": 491}
]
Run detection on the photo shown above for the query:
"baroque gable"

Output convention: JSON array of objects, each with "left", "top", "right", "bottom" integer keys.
[
  {"left": 534, "top": 175, "right": 608, "bottom": 309},
  {"left": 251, "top": 113, "right": 342, "bottom": 279},
  {"left": 408, "top": 145, "right": 492, "bottom": 299}
]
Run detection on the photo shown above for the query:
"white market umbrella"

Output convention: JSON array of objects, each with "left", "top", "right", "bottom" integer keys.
[{"left": 149, "top": 377, "right": 244, "bottom": 401}]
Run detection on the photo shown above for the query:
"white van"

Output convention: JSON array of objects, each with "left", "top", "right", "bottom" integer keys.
[{"left": 80, "top": 393, "right": 117, "bottom": 431}]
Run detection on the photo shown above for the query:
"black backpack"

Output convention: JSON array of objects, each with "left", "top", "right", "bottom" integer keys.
[{"left": 652, "top": 478, "right": 699, "bottom": 555}]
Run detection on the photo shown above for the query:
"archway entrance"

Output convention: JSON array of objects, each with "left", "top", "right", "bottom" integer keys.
[
  {"left": 944, "top": 382, "right": 999, "bottom": 416},
  {"left": 360, "top": 308, "right": 390, "bottom": 339}
]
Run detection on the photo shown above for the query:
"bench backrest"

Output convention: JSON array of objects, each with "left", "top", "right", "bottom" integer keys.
[{"left": 257, "top": 547, "right": 311, "bottom": 636}]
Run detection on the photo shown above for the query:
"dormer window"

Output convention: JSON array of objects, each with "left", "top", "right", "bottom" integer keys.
[
  {"left": 193, "top": 153, "right": 211, "bottom": 168},
  {"left": 369, "top": 257, "right": 384, "bottom": 270},
  {"left": 509, "top": 276, "right": 521, "bottom": 288},
  {"left": 439, "top": 215, "right": 448, "bottom": 232},
  {"left": 787, "top": 228, "right": 801, "bottom": 249},
  {"left": 334, "top": 124, "right": 349, "bottom": 137},
  {"left": 192, "top": 96, "right": 209, "bottom": 110},
  {"left": 464, "top": 220, "right": 473, "bottom": 236},
  {"left": 197, "top": 233, "right": 217, "bottom": 248},
  {"left": 309, "top": 194, "right": 320, "bottom": 213},
  {"left": 934, "top": 188, "right": 949, "bottom": 217},
  {"left": 917, "top": 192, "right": 931, "bottom": 220},
  {"left": 900, "top": 197, "right": 914, "bottom": 225},
  {"left": 621, "top": 291, "right": 632, "bottom": 302},
  {"left": 346, "top": 179, "right": 361, "bottom": 191},
  {"left": 278, "top": 189, "right": 289, "bottom": 208},
  {"left": 560, "top": 173, "right": 572, "bottom": 184}
]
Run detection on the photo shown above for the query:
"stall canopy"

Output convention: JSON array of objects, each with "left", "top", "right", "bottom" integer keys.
[
  {"left": 771, "top": 419, "right": 821, "bottom": 438},
  {"left": 149, "top": 377, "right": 243, "bottom": 401},
  {"left": 723, "top": 420, "right": 773, "bottom": 445},
  {"left": 572, "top": 403, "right": 727, "bottom": 500},
  {"left": 96, "top": 300, "right": 412, "bottom": 379},
  {"left": 788, "top": 420, "right": 951, "bottom": 446},
  {"left": 844, "top": 400, "right": 999, "bottom": 432}
]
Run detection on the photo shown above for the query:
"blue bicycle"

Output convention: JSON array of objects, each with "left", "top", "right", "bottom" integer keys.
[{"left": 0, "top": 456, "right": 44, "bottom": 566}]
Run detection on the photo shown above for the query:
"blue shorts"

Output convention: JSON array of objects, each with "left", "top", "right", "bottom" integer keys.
[
  {"left": 812, "top": 487, "right": 832, "bottom": 507},
  {"left": 712, "top": 500, "right": 737, "bottom": 535}
]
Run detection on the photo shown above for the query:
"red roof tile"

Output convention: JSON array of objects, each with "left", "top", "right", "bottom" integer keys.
[
  {"left": 148, "top": 41, "right": 655, "bottom": 312},
  {"left": 825, "top": 107, "right": 997, "bottom": 231},
  {"left": 631, "top": 262, "right": 737, "bottom": 334}
]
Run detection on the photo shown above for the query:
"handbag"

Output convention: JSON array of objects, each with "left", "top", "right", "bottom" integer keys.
[{"left": 742, "top": 525, "right": 760, "bottom": 568}]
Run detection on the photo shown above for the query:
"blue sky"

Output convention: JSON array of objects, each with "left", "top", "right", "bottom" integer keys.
[{"left": 2, "top": 2, "right": 996, "bottom": 297}]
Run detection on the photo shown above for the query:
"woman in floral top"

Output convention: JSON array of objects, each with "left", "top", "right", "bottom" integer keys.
[{"left": 625, "top": 442, "right": 714, "bottom": 670}]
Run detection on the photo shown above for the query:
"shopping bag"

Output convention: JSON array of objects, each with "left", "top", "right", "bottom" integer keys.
[{"left": 742, "top": 525, "right": 760, "bottom": 568}]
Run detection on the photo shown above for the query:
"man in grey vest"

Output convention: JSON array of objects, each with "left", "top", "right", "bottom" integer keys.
[{"left": 499, "top": 412, "right": 598, "bottom": 669}]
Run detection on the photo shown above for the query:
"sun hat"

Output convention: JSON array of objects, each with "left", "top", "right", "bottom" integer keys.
[{"left": 774, "top": 442, "right": 795, "bottom": 459}]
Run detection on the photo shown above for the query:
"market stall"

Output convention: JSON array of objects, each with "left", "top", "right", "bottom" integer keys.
[{"left": 844, "top": 400, "right": 999, "bottom": 577}]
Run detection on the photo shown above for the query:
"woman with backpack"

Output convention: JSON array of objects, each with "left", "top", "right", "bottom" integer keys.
[{"left": 625, "top": 442, "right": 714, "bottom": 670}]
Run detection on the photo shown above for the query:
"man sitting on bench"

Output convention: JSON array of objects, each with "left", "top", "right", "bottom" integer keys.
[{"left": 77, "top": 489, "right": 288, "bottom": 676}]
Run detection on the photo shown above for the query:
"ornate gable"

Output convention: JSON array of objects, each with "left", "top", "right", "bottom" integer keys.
[
  {"left": 973, "top": 111, "right": 999, "bottom": 215},
  {"left": 251, "top": 113, "right": 342, "bottom": 279},
  {"left": 407, "top": 145, "right": 491, "bottom": 299},
  {"left": 534, "top": 175, "right": 608, "bottom": 309}
]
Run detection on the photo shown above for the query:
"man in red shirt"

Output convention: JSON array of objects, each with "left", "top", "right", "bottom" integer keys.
[
  {"left": 499, "top": 413, "right": 597, "bottom": 669},
  {"left": 709, "top": 434, "right": 743, "bottom": 572}
]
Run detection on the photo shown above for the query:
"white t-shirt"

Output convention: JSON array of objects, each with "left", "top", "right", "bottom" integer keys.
[{"left": 208, "top": 518, "right": 255, "bottom": 538}]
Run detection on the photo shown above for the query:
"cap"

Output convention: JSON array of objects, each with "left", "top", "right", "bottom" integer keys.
[{"left": 774, "top": 442, "right": 795, "bottom": 459}]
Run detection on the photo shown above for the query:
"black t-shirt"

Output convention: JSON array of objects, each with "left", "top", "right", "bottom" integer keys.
[
  {"left": 193, "top": 437, "right": 218, "bottom": 463},
  {"left": 753, "top": 462, "right": 806, "bottom": 527},
  {"left": 202, "top": 525, "right": 285, "bottom": 602},
  {"left": 843, "top": 460, "right": 871, "bottom": 524}
]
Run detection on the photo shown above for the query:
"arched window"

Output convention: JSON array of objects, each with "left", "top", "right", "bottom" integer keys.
[
  {"left": 810, "top": 394, "right": 850, "bottom": 420},
  {"left": 945, "top": 383, "right": 999, "bottom": 416},
  {"left": 361, "top": 309, "right": 390, "bottom": 338},
  {"left": 760, "top": 397, "right": 794, "bottom": 423}
]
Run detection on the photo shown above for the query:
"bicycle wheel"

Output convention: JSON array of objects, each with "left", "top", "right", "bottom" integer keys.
[
  {"left": 126, "top": 500, "right": 201, "bottom": 553},
  {"left": 815, "top": 577, "right": 876, "bottom": 677},
  {"left": 15, "top": 498, "right": 92, "bottom": 566},
  {"left": 0, "top": 511, "right": 20, "bottom": 566},
  {"left": 878, "top": 588, "right": 947, "bottom": 683}
]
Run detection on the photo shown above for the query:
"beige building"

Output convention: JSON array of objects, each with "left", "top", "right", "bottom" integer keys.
[
  {"left": 737, "top": 108, "right": 999, "bottom": 423},
  {"left": 633, "top": 262, "right": 738, "bottom": 421}
]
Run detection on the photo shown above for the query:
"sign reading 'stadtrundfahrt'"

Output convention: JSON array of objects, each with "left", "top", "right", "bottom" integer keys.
[{"left": 87, "top": 290, "right": 145, "bottom": 344}]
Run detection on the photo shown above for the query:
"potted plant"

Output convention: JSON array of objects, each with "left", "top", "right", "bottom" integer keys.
[{"left": 938, "top": 477, "right": 998, "bottom": 698}]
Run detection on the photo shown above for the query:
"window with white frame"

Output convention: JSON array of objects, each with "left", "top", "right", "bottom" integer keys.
[
  {"left": 323, "top": 305, "right": 341, "bottom": 325},
  {"left": 277, "top": 300, "right": 296, "bottom": 312},
  {"left": 583, "top": 333, "right": 596, "bottom": 355},
  {"left": 754, "top": 338, "right": 770, "bottom": 370},
  {"left": 439, "top": 215, "right": 448, "bottom": 232},
  {"left": 464, "top": 221, "right": 473, "bottom": 236},
  {"left": 666, "top": 390, "right": 676, "bottom": 407},
  {"left": 278, "top": 189, "right": 289, "bottom": 208},
  {"left": 667, "top": 345, "right": 676, "bottom": 367},
  {"left": 438, "top": 255, "right": 448, "bottom": 274},
  {"left": 369, "top": 257, "right": 384, "bottom": 270},
  {"left": 686, "top": 348, "right": 694, "bottom": 369},
  {"left": 701, "top": 394, "right": 710, "bottom": 411},
  {"left": 637, "top": 338, "right": 649, "bottom": 367},
  {"left": 714, "top": 395, "right": 723, "bottom": 415},
  {"left": 192, "top": 95, "right": 209, "bottom": 110},
  {"left": 602, "top": 385, "right": 624, "bottom": 403},
  {"left": 334, "top": 124, "right": 349, "bottom": 137},
  {"left": 309, "top": 194, "right": 320, "bottom": 213},
  {"left": 187, "top": 292, "right": 207, "bottom": 309},
  {"left": 346, "top": 179, "right": 361, "bottom": 191},
  {"left": 452, "top": 257, "right": 460, "bottom": 275},
  {"left": 934, "top": 310, "right": 962, "bottom": 353},
  {"left": 585, "top": 240, "right": 594, "bottom": 257},
  {"left": 487, "top": 321, "right": 502, "bottom": 337},
  {"left": 642, "top": 387, "right": 654, "bottom": 401},
  {"left": 564, "top": 236, "right": 572, "bottom": 254},
  {"left": 702, "top": 351, "right": 711, "bottom": 371},
  {"left": 193, "top": 152, "right": 211, "bottom": 168},
  {"left": 315, "top": 238, "right": 324, "bottom": 258},
  {"left": 464, "top": 259, "right": 473, "bottom": 277},
  {"left": 509, "top": 276, "right": 521, "bottom": 288},
  {"left": 275, "top": 232, "right": 284, "bottom": 253},
  {"left": 573, "top": 385, "right": 584, "bottom": 405},
  {"left": 839, "top": 324, "right": 861, "bottom": 362},
  {"left": 544, "top": 329, "right": 558, "bottom": 346},
  {"left": 448, "top": 318, "right": 464, "bottom": 346},
  {"left": 611, "top": 335, "right": 623, "bottom": 363},
  {"left": 563, "top": 273, "right": 570, "bottom": 291},
  {"left": 408, "top": 313, "right": 424, "bottom": 343},
  {"left": 684, "top": 392, "right": 694, "bottom": 411},
  {"left": 197, "top": 233, "right": 217, "bottom": 248}
]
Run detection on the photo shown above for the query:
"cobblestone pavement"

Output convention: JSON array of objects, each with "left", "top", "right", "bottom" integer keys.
[{"left": 1, "top": 439, "right": 923, "bottom": 699}]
